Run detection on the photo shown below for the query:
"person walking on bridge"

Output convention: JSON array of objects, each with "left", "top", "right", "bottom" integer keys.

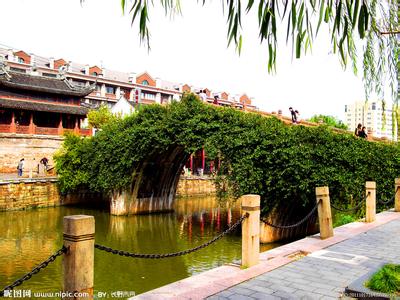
[
  {"left": 289, "top": 107, "right": 297, "bottom": 124},
  {"left": 354, "top": 123, "right": 362, "bottom": 137}
]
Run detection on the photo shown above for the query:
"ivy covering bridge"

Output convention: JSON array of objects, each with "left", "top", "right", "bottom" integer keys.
[{"left": 56, "top": 94, "right": 400, "bottom": 218}]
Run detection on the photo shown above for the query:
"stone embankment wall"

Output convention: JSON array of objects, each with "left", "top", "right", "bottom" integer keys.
[
  {"left": 0, "top": 178, "right": 61, "bottom": 211},
  {"left": 0, "top": 177, "right": 215, "bottom": 211},
  {"left": 0, "top": 178, "right": 109, "bottom": 211},
  {"left": 176, "top": 176, "right": 216, "bottom": 197},
  {"left": 0, "top": 133, "right": 63, "bottom": 173}
]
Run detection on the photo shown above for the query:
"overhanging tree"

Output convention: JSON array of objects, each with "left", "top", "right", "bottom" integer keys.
[{"left": 78, "top": 0, "right": 400, "bottom": 104}]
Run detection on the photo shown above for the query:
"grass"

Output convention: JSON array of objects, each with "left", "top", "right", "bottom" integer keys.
[
  {"left": 365, "top": 264, "right": 400, "bottom": 294},
  {"left": 333, "top": 213, "right": 356, "bottom": 227}
]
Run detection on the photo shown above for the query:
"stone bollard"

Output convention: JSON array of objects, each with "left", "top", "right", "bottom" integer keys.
[
  {"left": 365, "top": 181, "right": 376, "bottom": 223},
  {"left": 395, "top": 178, "right": 400, "bottom": 212},
  {"left": 315, "top": 186, "right": 333, "bottom": 239},
  {"left": 241, "top": 195, "right": 260, "bottom": 268},
  {"left": 63, "top": 215, "right": 95, "bottom": 299}
]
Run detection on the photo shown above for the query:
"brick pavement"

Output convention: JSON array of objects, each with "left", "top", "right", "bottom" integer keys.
[
  {"left": 132, "top": 211, "right": 400, "bottom": 299},
  {"left": 209, "top": 217, "right": 400, "bottom": 300}
]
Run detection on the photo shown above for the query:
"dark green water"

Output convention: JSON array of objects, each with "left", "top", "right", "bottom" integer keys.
[{"left": 0, "top": 196, "right": 279, "bottom": 298}]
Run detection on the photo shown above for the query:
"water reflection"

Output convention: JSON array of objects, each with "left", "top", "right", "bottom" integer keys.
[{"left": 0, "top": 196, "right": 278, "bottom": 297}]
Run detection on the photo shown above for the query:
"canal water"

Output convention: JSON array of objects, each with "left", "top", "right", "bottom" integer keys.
[{"left": 0, "top": 196, "right": 280, "bottom": 298}]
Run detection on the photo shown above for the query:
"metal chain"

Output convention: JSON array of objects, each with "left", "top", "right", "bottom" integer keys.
[
  {"left": 377, "top": 187, "right": 399, "bottom": 205},
  {"left": 95, "top": 213, "right": 248, "bottom": 259},
  {"left": 330, "top": 192, "right": 370, "bottom": 212},
  {"left": 0, "top": 246, "right": 67, "bottom": 297},
  {"left": 261, "top": 200, "right": 319, "bottom": 229},
  {"left": 378, "top": 194, "right": 395, "bottom": 205}
]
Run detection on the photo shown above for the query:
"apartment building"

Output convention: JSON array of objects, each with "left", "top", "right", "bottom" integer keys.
[
  {"left": 0, "top": 48, "right": 258, "bottom": 116},
  {"left": 344, "top": 100, "right": 397, "bottom": 141}
]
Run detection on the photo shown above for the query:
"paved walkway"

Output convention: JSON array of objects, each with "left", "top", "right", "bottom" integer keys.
[
  {"left": 209, "top": 216, "right": 400, "bottom": 299},
  {"left": 133, "top": 210, "right": 400, "bottom": 299}
]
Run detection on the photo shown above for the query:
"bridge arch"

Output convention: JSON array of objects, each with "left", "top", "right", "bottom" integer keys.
[{"left": 56, "top": 94, "right": 400, "bottom": 228}]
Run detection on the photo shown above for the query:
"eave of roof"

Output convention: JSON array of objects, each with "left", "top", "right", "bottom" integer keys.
[
  {"left": 0, "top": 98, "right": 88, "bottom": 115},
  {"left": 0, "top": 71, "right": 93, "bottom": 97}
]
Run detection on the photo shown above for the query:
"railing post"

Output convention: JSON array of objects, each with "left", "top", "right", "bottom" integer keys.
[
  {"left": 395, "top": 178, "right": 400, "bottom": 212},
  {"left": 315, "top": 186, "right": 333, "bottom": 239},
  {"left": 365, "top": 181, "right": 376, "bottom": 222},
  {"left": 241, "top": 194, "right": 260, "bottom": 268},
  {"left": 63, "top": 215, "right": 95, "bottom": 299}
]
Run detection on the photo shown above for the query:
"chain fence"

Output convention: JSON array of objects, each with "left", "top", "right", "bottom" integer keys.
[
  {"left": 261, "top": 200, "right": 320, "bottom": 229},
  {"left": 0, "top": 246, "right": 67, "bottom": 297},
  {"left": 330, "top": 192, "right": 370, "bottom": 212},
  {"left": 377, "top": 187, "right": 399, "bottom": 205},
  {"left": 95, "top": 213, "right": 248, "bottom": 259}
]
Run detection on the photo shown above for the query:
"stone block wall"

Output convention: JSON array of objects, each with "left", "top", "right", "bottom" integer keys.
[
  {"left": 0, "top": 133, "right": 63, "bottom": 173},
  {"left": 176, "top": 177, "right": 216, "bottom": 197},
  {"left": 0, "top": 179, "right": 61, "bottom": 211},
  {"left": 0, "top": 179, "right": 109, "bottom": 211},
  {"left": 0, "top": 176, "right": 216, "bottom": 212}
]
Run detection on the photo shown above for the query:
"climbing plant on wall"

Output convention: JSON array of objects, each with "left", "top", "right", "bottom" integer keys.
[{"left": 55, "top": 93, "right": 400, "bottom": 214}]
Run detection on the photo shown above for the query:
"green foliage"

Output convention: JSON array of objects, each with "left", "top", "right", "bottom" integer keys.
[
  {"left": 87, "top": 104, "right": 117, "bottom": 129},
  {"left": 333, "top": 213, "right": 356, "bottom": 228},
  {"left": 56, "top": 94, "right": 400, "bottom": 213},
  {"left": 308, "top": 114, "right": 348, "bottom": 130},
  {"left": 366, "top": 264, "right": 400, "bottom": 294}
]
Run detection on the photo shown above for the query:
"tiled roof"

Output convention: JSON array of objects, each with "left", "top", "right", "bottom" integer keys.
[
  {"left": 0, "top": 98, "right": 88, "bottom": 115},
  {"left": 0, "top": 71, "right": 93, "bottom": 97}
]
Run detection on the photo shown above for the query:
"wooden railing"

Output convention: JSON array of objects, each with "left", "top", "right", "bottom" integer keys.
[
  {"left": 80, "top": 128, "right": 92, "bottom": 136},
  {"left": 0, "top": 124, "right": 92, "bottom": 136},
  {"left": 0, "top": 124, "right": 11, "bottom": 133},
  {"left": 16, "top": 125, "right": 30, "bottom": 134},
  {"left": 35, "top": 126, "right": 59, "bottom": 136}
]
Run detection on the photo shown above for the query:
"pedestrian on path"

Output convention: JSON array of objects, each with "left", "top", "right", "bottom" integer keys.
[{"left": 17, "top": 158, "right": 24, "bottom": 177}]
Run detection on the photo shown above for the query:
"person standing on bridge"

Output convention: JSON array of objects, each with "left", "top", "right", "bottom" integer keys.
[
  {"left": 354, "top": 123, "right": 362, "bottom": 137},
  {"left": 289, "top": 107, "right": 297, "bottom": 124},
  {"left": 359, "top": 126, "right": 368, "bottom": 139},
  {"left": 199, "top": 90, "right": 207, "bottom": 102},
  {"left": 17, "top": 158, "right": 24, "bottom": 177}
]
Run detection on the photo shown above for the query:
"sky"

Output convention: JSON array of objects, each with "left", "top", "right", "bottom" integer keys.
[{"left": 0, "top": 0, "right": 371, "bottom": 120}]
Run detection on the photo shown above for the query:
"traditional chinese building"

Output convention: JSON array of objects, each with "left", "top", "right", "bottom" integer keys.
[
  {"left": 0, "top": 59, "right": 93, "bottom": 136},
  {"left": 0, "top": 46, "right": 259, "bottom": 174}
]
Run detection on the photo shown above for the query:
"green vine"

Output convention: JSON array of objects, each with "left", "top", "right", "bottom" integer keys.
[{"left": 55, "top": 93, "right": 400, "bottom": 213}]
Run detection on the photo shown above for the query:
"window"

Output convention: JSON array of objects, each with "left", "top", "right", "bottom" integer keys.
[
  {"left": 372, "top": 102, "right": 376, "bottom": 110},
  {"left": 141, "top": 92, "right": 156, "bottom": 100},
  {"left": 42, "top": 73, "right": 57, "bottom": 78},
  {"left": 345, "top": 105, "right": 347, "bottom": 112},
  {"left": 95, "top": 84, "right": 101, "bottom": 91},
  {"left": 18, "top": 57, "right": 25, "bottom": 63},
  {"left": 142, "top": 80, "right": 149, "bottom": 86},
  {"left": 72, "top": 80, "right": 86, "bottom": 87},
  {"left": 106, "top": 86, "right": 115, "bottom": 94},
  {"left": 91, "top": 72, "right": 98, "bottom": 76},
  {"left": 10, "top": 67, "right": 26, "bottom": 73}
]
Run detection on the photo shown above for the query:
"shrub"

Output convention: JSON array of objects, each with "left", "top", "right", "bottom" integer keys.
[
  {"left": 366, "top": 264, "right": 400, "bottom": 294},
  {"left": 333, "top": 214, "right": 356, "bottom": 227}
]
